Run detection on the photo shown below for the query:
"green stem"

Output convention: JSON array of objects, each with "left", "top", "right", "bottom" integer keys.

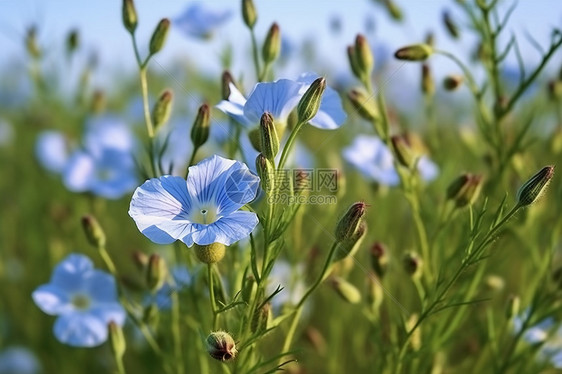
[
  {"left": 277, "top": 121, "right": 305, "bottom": 170},
  {"left": 171, "top": 249, "right": 185, "bottom": 374},
  {"left": 114, "top": 354, "right": 126, "bottom": 374},
  {"left": 98, "top": 246, "right": 117, "bottom": 275},
  {"left": 208, "top": 264, "right": 218, "bottom": 329},
  {"left": 250, "top": 29, "right": 262, "bottom": 81},
  {"left": 405, "top": 192, "right": 432, "bottom": 281},
  {"left": 139, "top": 67, "right": 155, "bottom": 138},
  {"left": 185, "top": 147, "right": 199, "bottom": 178}
]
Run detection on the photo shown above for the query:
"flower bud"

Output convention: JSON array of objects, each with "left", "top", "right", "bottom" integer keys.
[
  {"left": 255, "top": 153, "right": 275, "bottom": 194},
  {"left": 425, "top": 31, "right": 435, "bottom": 47},
  {"left": 122, "top": 0, "right": 138, "bottom": 34},
  {"left": 394, "top": 44, "right": 433, "bottom": 61},
  {"left": 151, "top": 90, "right": 173, "bottom": 132},
  {"left": 305, "top": 327, "right": 327, "bottom": 356},
  {"left": 206, "top": 331, "right": 238, "bottom": 361},
  {"left": 443, "top": 74, "right": 464, "bottom": 91},
  {"left": 347, "top": 46, "right": 362, "bottom": 80},
  {"left": 297, "top": 77, "right": 326, "bottom": 124},
  {"left": 242, "top": 0, "right": 257, "bottom": 29},
  {"left": 191, "top": 104, "right": 210, "bottom": 149},
  {"left": 505, "top": 294, "right": 520, "bottom": 320},
  {"left": 108, "top": 321, "right": 126, "bottom": 360},
  {"left": 446, "top": 173, "right": 483, "bottom": 207},
  {"left": 132, "top": 251, "right": 149, "bottom": 271},
  {"left": 143, "top": 303, "right": 159, "bottom": 327},
  {"left": 81, "top": 215, "right": 106, "bottom": 248},
  {"left": 366, "top": 273, "right": 384, "bottom": 312},
  {"left": 194, "top": 242, "right": 226, "bottom": 264},
  {"left": 149, "top": 18, "right": 170, "bottom": 56},
  {"left": 251, "top": 302, "right": 272, "bottom": 333},
  {"left": 348, "top": 88, "right": 379, "bottom": 122},
  {"left": 370, "top": 242, "right": 389, "bottom": 278},
  {"left": 403, "top": 251, "right": 423, "bottom": 279},
  {"left": 221, "top": 70, "right": 237, "bottom": 100},
  {"left": 516, "top": 165, "right": 554, "bottom": 206},
  {"left": 66, "top": 29, "right": 79, "bottom": 56},
  {"left": 335, "top": 202, "right": 366, "bottom": 242},
  {"left": 260, "top": 112, "right": 279, "bottom": 162},
  {"left": 355, "top": 34, "right": 374, "bottom": 77},
  {"left": 333, "top": 222, "right": 367, "bottom": 262},
  {"left": 406, "top": 314, "right": 421, "bottom": 351},
  {"left": 485, "top": 274, "right": 505, "bottom": 292},
  {"left": 383, "top": 0, "right": 403, "bottom": 21},
  {"left": 330, "top": 277, "right": 361, "bottom": 304},
  {"left": 262, "top": 23, "right": 281, "bottom": 64},
  {"left": 91, "top": 90, "right": 106, "bottom": 114},
  {"left": 443, "top": 10, "right": 460, "bottom": 39},
  {"left": 391, "top": 135, "right": 416, "bottom": 169},
  {"left": 25, "top": 26, "right": 41, "bottom": 59},
  {"left": 146, "top": 254, "right": 167, "bottom": 292},
  {"left": 421, "top": 64, "right": 435, "bottom": 96}
]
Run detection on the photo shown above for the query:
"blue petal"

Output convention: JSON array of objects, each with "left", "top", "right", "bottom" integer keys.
[
  {"left": 62, "top": 151, "right": 95, "bottom": 192},
  {"left": 89, "top": 149, "right": 138, "bottom": 199},
  {"left": 343, "top": 135, "right": 399, "bottom": 186},
  {"left": 310, "top": 85, "right": 347, "bottom": 129},
  {"left": 417, "top": 156, "right": 439, "bottom": 182},
  {"left": 190, "top": 211, "right": 259, "bottom": 245},
  {"left": 32, "top": 284, "right": 73, "bottom": 316},
  {"left": 216, "top": 84, "right": 252, "bottom": 127},
  {"left": 84, "top": 115, "right": 135, "bottom": 157},
  {"left": 243, "top": 80, "right": 302, "bottom": 124},
  {"left": 174, "top": 3, "right": 232, "bottom": 38},
  {"left": 35, "top": 131, "right": 69, "bottom": 174},
  {"left": 90, "top": 303, "right": 126, "bottom": 327},
  {"left": 129, "top": 176, "right": 194, "bottom": 244},
  {"left": 85, "top": 270, "right": 120, "bottom": 303},
  {"left": 53, "top": 313, "right": 108, "bottom": 347},
  {"left": 51, "top": 254, "right": 94, "bottom": 293},
  {"left": 186, "top": 155, "right": 236, "bottom": 204}
]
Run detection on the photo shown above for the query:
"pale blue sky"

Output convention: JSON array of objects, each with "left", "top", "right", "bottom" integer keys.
[{"left": 0, "top": 0, "right": 561, "bottom": 87}]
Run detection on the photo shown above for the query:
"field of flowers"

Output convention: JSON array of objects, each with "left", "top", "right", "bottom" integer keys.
[{"left": 1, "top": 0, "right": 562, "bottom": 373}]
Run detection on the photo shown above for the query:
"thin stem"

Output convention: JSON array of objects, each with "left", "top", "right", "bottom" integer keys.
[
  {"left": 250, "top": 29, "right": 262, "bottom": 81},
  {"left": 278, "top": 121, "right": 305, "bottom": 170},
  {"left": 98, "top": 246, "right": 117, "bottom": 275},
  {"left": 405, "top": 192, "right": 432, "bottom": 280},
  {"left": 114, "top": 354, "right": 126, "bottom": 374},
  {"left": 171, "top": 250, "right": 185, "bottom": 374},
  {"left": 139, "top": 67, "right": 155, "bottom": 138},
  {"left": 208, "top": 263, "right": 218, "bottom": 329},
  {"left": 185, "top": 147, "right": 199, "bottom": 178}
]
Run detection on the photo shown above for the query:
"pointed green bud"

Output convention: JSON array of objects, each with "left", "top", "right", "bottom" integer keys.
[
  {"left": 255, "top": 153, "right": 275, "bottom": 194},
  {"left": 221, "top": 70, "right": 237, "bottom": 100},
  {"left": 446, "top": 173, "right": 483, "bottom": 207},
  {"left": 443, "top": 74, "right": 464, "bottom": 91},
  {"left": 132, "top": 251, "right": 149, "bottom": 272},
  {"left": 122, "top": 0, "right": 138, "bottom": 34},
  {"left": 297, "top": 77, "right": 326, "bottom": 124},
  {"left": 425, "top": 31, "right": 436, "bottom": 47},
  {"left": 251, "top": 302, "right": 272, "bottom": 333},
  {"left": 259, "top": 112, "right": 279, "bottom": 162},
  {"left": 91, "top": 90, "right": 106, "bottom": 114},
  {"left": 366, "top": 273, "right": 384, "bottom": 312},
  {"left": 81, "top": 215, "right": 106, "bottom": 248},
  {"left": 383, "top": 0, "right": 403, "bottom": 21},
  {"left": 355, "top": 34, "right": 374, "bottom": 77},
  {"left": 191, "top": 104, "right": 210, "bottom": 149},
  {"left": 348, "top": 88, "right": 379, "bottom": 121},
  {"left": 242, "top": 0, "right": 257, "bottom": 29},
  {"left": 333, "top": 222, "right": 367, "bottom": 262},
  {"left": 505, "top": 294, "right": 520, "bottom": 320},
  {"left": 25, "top": 26, "right": 41, "bottom": 59},
  {"left": 194, "top": 242, "right": 226, "bottom": 264},
  {"left": 391, "top": 135, "right": 416, "bottom": 169},
  {"left": 151, "top": 90, "right": 173, "bottom": 132},
  {"left": 443, "top": 10, "right": 460, "bottom": 39},
  {"left": 335, "top": 202, "right": 367, "bottom": 243},
  {"left": 347, "top": 45, "right": 362, "bottom": 79},
  {"left": 149, "top": 18, "right": 170, "bottom": 56},
  {"left": 516, "top": 165, "right": 554, "bottom": 206},
  {"left": 146, "top": 254, "right": 167, "bottom": 292},
  {"left": 108, "top": 321, "right": 126, "bottom": 360},
  {"left": 206, "top": 331, "right": 238, "bottom": 361},
  {"left": 394, "top": 44, "right": 433, "bottom": 61},
  {"left": 370, "top": 242, "right": 389, "bottom": 278},
  {"left": 485, "top": 274, "right": 505, "bottom": 292},
  {"left": 330, "top": 277, "right": 361, "bottom": 304},
  {"left": 66, "top": 29, "right": 79, "bottom": 56},
  {"left": 403, "top": 251, "right": 423, "bottom": 279},
  {"left": 262, "top": 23, "right": 281, "bottom": 64},
  {"left": 248, "top": 127, "right": 262, "bottom": 152},
  {"left": 421, "top": 64, "right": 435, "bottom": 96}
]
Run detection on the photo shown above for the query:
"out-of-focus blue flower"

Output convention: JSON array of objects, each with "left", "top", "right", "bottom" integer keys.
[
  {"left": 174, "top": 3, "right": 232, "bottom": 39},
  {"left": 31, "top": 254, "right": 126, "bottom": 347},
  {"left": 129, "top": 155, "right": 260, "bottom": 247},
  {"left": 35, "top": 131, "right": 70, "bottom": 174},
  {"left": 147, "top": 266, "right": 193, "bottom": 310},
  {"left": 0, "top": 346, "right": 41, "bottom": 374},
  {"left": 513, "top": 309, "right": 562, "bottom": 368},
  {"left": 343, "top": 135, "right": 439, "bottom": 185},
  {"left": 216, "top": 74, "right": 347, "bottom": 130},
  {"left": 83, "top": 116, "right": 136, "bottom": 156}
]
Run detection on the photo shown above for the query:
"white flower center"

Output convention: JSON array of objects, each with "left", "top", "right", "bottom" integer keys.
[
  {"left": 190, "top": 204, "right": 219, "bottom": 225},
  {"left": 71, "top": 293, "right": 91, "bottom": 310}
]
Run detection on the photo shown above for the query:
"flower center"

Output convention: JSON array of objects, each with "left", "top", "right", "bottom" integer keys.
[
  {"left": 190, "top": 205, "right": 218, "bottom": 225},
  {"left": 71, "top": 293, "right": 91, "bottom": 310}
]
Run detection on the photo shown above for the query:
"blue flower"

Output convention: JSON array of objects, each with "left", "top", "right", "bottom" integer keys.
[
  {"left": 174, "top": 3, "right": 232, "bottom": 39},
  {"left": 216, "top": 74, "right": 347, "bottom": 130},
  {"left": 35, "top": 131, "right": 70, "bottom": 174},
  {"left": 147, "top": 266, "right": 193, "bottom": 310},
  {"left": 62, "top": 116, "right": 138, "bottom": 199},
  {"left": 343, "top": 135, "right": 439, "bottom": 186},
  {"left": 32, "top": 254, "right": 126, "bottom": 347},
  {"left": 0, "top": 347, "right": 41, "bottom": 374},
  {"left": 129, "top": 155, "right": 260, "bottom": 247},
  {"left": 513, "top": 309, "right": 562, "bottom": 368}
]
